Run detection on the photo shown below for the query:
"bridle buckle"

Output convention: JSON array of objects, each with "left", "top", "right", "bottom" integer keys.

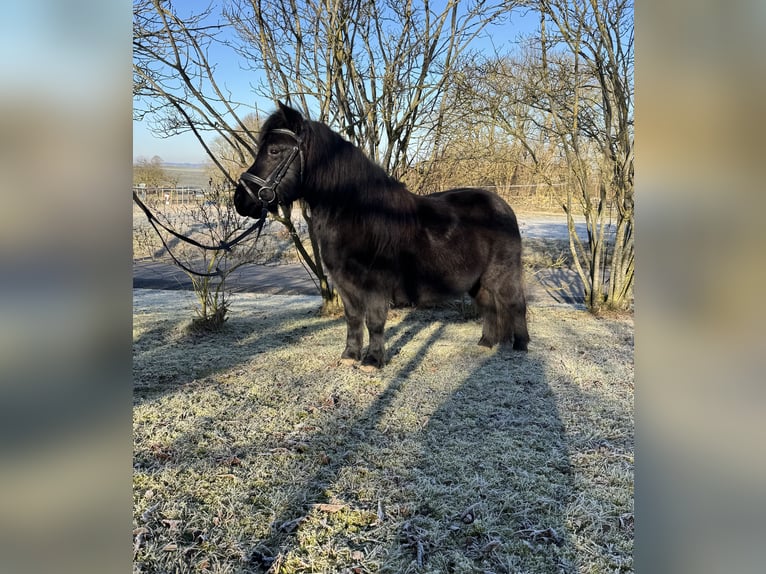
[{"left": 257, "top": 186, "right": 277, "bottom": 204}]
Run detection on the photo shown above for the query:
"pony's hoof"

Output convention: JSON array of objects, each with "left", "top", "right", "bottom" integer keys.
[
  {"left": 339, "top": 357, "right": 357, "bottom": 367},
  {"left": 513, "top": 338, "right": 529, "bottom": 352},
  {"left": 477, "top": 336, "right": 495, "bottom": 348},
  {"left": 340, "top": 349, "right": 362, "bottom": 364},
  {"left": 360, "top": 355, "right": 384, "bottom": 370}
]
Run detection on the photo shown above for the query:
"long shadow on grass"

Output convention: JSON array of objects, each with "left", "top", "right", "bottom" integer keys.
[
  {"left": 237, "top": 312, "right": 438, "bottom": 570},
  {"left": 242, "top": 310, "right": 576, "bottom": 573},
  {"left": 132, "top": 305, "right": 344, "bottom": 403},
  {"left": 396, "top": 349, "right": 577, "bottom": 573},
  {"left": 535, "top": 268, "right": 586, "bottom": 305}
]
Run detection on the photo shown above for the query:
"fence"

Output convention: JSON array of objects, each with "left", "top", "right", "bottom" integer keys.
[{"left": 133, "top": 186, "right": 205, "bottom": 205}]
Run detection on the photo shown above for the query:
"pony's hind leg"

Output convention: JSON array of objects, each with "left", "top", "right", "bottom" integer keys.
[
  {"left": 473, "top": 285, "right": 499, "bottom": 348},
  {"left": 496, "top": 277, "right": 529, "bottom": 351},
  {"left": 511, "top": 305, "right": 529, "bottom": 351},
  {"left": 362, "top": 298, "right": 388, "bottom": 369},
  {"left": 501, "top": 298, "right": 529, "bottom": 351}
]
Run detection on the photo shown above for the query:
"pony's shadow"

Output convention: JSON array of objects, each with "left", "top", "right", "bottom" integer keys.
[
  {"left": 382, "top": 306, "right": 443, "bottom": 362},
  {"left": 241, "top": 311, "right": 575, "bottom": 572},
  {"left": 240, "top": 313, "right": 445, "bottom": 569},
  {"left": 405, "top": 352, "right": 576, "bottom": 572}
]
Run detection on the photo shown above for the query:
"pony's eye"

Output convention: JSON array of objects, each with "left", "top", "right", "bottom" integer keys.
[{"left": 268, "top": 146, "right": 281, "bottom": 156}]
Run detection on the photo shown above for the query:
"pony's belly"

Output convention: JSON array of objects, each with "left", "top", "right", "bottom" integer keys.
[{"left": 393, "top": 274, "right": 470, "bottom": 307}]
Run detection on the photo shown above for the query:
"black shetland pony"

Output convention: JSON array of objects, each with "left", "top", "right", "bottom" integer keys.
[{"left": 235, "top": 103, "right": 528, "bottom": 369}]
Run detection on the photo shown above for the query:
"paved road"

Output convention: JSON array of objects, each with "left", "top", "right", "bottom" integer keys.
[
  {"left": 133, "top": 259, "right": 319, "bottom": 295},
  {"left": 520, "top": 213, "right": 584, "bottom": 241},
  {"left": 133, "top": 214, "right": 588, "bottom": 305}
]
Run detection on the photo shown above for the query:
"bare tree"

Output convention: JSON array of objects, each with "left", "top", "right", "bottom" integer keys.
[
  {"left": 180, "top": 185, "right": 269, "bottom": 330},
  {"left": 134, "top": 0, "right": 271, "bottom": 324},
  {"left": 441, "top": 0, "right": 633, "bottom": 311},
  {"left": 225, "top": 0, "right": 510, "bottom": 177},
  {"left": 535, "top": 0, "right": 634, "bottom": 310}
]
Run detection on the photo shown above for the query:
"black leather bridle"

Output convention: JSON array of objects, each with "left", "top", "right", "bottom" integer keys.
[{"left": 239, "top": 128, "right": 304, "bottom": 206}]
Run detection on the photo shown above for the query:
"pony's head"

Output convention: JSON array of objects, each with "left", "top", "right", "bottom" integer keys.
[{"left": 234, "top": 102, "right": 307, "bottom": 217}]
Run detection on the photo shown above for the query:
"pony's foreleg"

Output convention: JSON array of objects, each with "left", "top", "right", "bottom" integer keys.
[
  {"left": 338, "top": 287, "right": 365, "bottom": 363},
  {"left": 362, "top": 296, "right": 388, "bottom": 369}
]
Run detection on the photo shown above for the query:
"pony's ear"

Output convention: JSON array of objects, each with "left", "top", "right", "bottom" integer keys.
[{"left": 277, "top": 101, "right": 305, "bottom": 135}]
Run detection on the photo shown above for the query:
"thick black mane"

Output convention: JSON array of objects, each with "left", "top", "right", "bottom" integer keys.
[
  {"left": 267, "top": 112, "right": 407, "bottom": 201},
  {"left": 235, "top": 103, "right": 528, "bottom": 369},
  {"left": 282, "top": 115, "right": 418, "bottom": 250}
]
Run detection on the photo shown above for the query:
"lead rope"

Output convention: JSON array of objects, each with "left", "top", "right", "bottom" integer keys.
[{"left": 133, "top": 191, "right": 268, "bottom": 278}]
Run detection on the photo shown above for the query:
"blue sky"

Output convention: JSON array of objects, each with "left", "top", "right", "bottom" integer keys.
[
  {"left": 133, "top": 119, "right": 212, "bottom": 164},
  {"left": 133, "top": 3, "right": 540, "bottom": 164}
]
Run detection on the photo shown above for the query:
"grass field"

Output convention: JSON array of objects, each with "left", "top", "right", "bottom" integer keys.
[
  {"left": 163, "top": 164, "right": 212, "bottom": 188},
  {"left": 133, "top": 291, "right": 633, "bottom": 573}
]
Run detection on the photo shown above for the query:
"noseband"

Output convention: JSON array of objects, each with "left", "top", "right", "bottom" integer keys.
[{"left": 239, "top": 128, "right": 304, "bottom": 206}]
